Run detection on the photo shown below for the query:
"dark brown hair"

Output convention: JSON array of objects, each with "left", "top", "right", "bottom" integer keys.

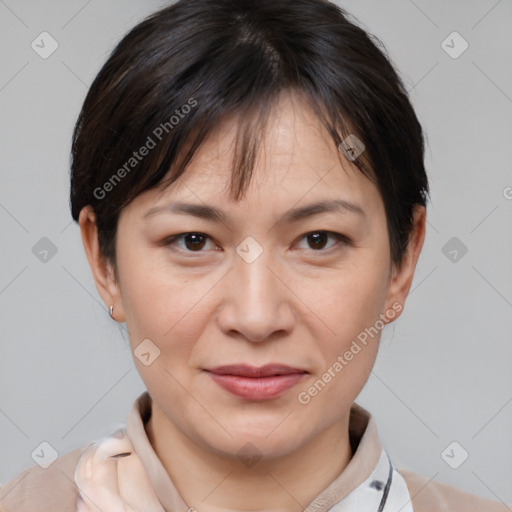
[{"left": 70, "top": 0, "right": 429, "bottom": 276}]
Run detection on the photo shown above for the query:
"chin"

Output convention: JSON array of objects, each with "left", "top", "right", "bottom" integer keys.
[
  {"left": 207, "top": 432, "right": 301, "bottom": 462},
  {"left": 202, "top": 414, "right": 309, "bottom": 456}
]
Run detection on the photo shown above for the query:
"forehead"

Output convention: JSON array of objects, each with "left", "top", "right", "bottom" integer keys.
[
  {"left": 136, "top": 92, "right": 384, "bottom": 219},
  {"left": 173, "top": 93, "right": 371, "bottom": 191}
]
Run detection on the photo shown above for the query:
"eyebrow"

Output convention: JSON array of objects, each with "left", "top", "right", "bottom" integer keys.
[{"left": 143, "top": 198, "right": 366, "bottom": 224}]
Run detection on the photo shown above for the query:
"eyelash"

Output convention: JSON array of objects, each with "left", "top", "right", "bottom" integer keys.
[{"left": 162, "top": 231, "right": 352, "bottom": 255}]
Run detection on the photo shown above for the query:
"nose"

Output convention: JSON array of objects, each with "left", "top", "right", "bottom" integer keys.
[{"left": 216, "top": 247, "right": 295, "bottom": 343}]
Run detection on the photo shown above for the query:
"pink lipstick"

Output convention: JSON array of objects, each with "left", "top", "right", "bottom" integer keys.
[{"left": 205, "top": 364, "right": 307, "bottom": 400}]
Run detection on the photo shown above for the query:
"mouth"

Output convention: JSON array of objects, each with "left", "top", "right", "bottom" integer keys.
[{"left": 204, "top": 364, "right": 308, "bottom": 400}]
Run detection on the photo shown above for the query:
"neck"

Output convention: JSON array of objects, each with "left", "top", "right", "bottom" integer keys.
[{"left": 146, "top": 403, "right": 354, "bottom": 512}]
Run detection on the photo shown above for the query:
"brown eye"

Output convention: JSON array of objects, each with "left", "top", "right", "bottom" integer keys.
[
  {"left": 182, "top": 233, "right": 207, "bottom": 251},
  {"left": 164, "top": 232, "right": 216, "bottom": 252},
  {"left": 307, "top": 232, "right": 330, "bottom": 250},
  {"left": 296, "top": 231, "right": 351, "bottom": 252}
]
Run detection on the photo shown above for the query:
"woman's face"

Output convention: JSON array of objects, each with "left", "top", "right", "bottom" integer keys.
[{"left": 86, "top": 92, "right": 423, "bottom": 460}]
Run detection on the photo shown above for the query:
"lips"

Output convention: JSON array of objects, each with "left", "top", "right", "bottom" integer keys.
[
  {"left": 207, "top": 364, "right": 307, "bottom": 377},
  {"left": 205, "top": 364, "right": 308, "bottom": 400}
]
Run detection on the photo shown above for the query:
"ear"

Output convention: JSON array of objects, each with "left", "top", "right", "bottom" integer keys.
[
  {"left": 78, "top": 205, "right": 126, "bottom": 323},
  {"left": 383, "top": 204, "right": 426, "bottom": 323}
]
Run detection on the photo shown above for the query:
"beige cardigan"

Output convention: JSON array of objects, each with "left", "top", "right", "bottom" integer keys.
[{"left": 0, "top": 391, "right": 507, "bottom": 511}]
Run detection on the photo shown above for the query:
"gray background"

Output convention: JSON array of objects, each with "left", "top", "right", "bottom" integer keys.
[{"left": 1, "top": 0, "right": 511, "bottom": 505}]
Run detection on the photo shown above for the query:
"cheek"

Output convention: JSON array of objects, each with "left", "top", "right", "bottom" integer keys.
[
  {"left": 300, "top": 257, "right": 389, "bottom": 338},
  {"left": 117, "top": 247, "right": 220, "bottom": 355},
  {"left": 294, "top": 263, "right": 389, "bottom": 407},
  {"left": 294, "top": 266, "right": 387, "bottom": 411}
]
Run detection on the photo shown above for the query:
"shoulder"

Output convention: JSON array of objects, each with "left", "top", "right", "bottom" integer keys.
[
  {"left": 400, "top": 468, "right": 509, "bottom": 512},
  {"left": 0, "top": 445, "right": 87, "bottom": 512}
]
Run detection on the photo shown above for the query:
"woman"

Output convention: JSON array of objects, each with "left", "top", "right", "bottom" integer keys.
[{"left": 0, "top": 0, "right": 506, "bottom": 510}]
